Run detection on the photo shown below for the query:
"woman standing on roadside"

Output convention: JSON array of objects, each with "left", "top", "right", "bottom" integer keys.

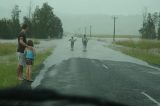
[{"left": 17, "top": 24, "right": 29, "bottom": 80}]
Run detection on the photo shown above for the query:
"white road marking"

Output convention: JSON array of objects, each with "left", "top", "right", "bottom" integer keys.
[
  {"left": 147, "top": 65, "right": 160, "bottom": 72},
  {"left": 102, "top": 64, "right": 109, "bottom": 70},
  {"left": 147, "top": 71, "right": 160, "bottom": 75},
  {"left": 141, "top": 92, "right": 160, "bottom": 106}
]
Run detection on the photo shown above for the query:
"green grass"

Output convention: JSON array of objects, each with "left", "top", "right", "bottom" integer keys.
[
  {"left": 0, "top": 62, "right": 20, "bottom": 88},
  {"left": 0, "top": 43, "right": 53, "bottom": 89},
  {"left": 0, "top": 40, "right": 41, "bottom": 56},
  {"left": 121, "top": 48, "right": 160, "bottom": 64},
  {"left": 32, "top": 48, "right": 53, "bottom": 72},
  {"left": 0, "top": 43, "right": 16, "bottom": 56},
  {"left": 115, "top": 39, "right": 160, "bottom": 49},
  {"left": 114, "top": 39, "right": 160, "bottom": 65},
  {"left": 114, "top": 40, "right": 136, "bottom": 48},
  {"left": 93, "top": 35, "right": 140, "bottom": 38}
]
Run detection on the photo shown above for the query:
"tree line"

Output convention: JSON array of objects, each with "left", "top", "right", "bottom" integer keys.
[
  {"left": 0, "top": 3, "right": 63, "bottom": 39},
  {"left": 139, "top": 12, "right": 160, "bottom": 40},
  {"left": 0, "top": 5, "right": 20, "bottom": 39}
]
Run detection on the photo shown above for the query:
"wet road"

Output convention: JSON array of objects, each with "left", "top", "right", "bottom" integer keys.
[{"left": 32, "top": 37, "right": 160, "bottom": 106}]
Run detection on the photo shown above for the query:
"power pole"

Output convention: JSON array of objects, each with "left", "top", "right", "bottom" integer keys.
[
  {"left": 85, "top": 27, "right": 87, "bottom": 35},
  {"left": 78, "top": 28, "right": 81, "bottom": 36},
  {"left": 113, "top": 16, "right": 118, "bottom": 42},
  {"left": 90, "top": 25, "right": 92, "bottom": 37},
  {"left": 28, "top": 0, "right": 32, "bottom": 20}
]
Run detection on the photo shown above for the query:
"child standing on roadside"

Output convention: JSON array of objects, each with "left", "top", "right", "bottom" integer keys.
[{"left": 25, "top": 40, "right": 35, "bottom": 81}]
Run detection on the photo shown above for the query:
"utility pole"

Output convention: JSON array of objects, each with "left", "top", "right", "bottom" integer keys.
[
  {"left": 28, "top": 0, "right": 32, "bottom": 20},
  {"left": 112, "top": 16, "right": 118, "bottom": 42},
  {"left": 85, "top": 27, "right": 87, "bottom": 35},
  {"left": 90, "top": 25, "right": 92, "bottom": 37},
  {"left": 78, "top": 28, "right": 81, "bottom": 36}
]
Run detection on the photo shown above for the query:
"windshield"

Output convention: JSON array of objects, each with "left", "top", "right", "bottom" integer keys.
[{"left": 0, "top": 0, "right": 160, "bottom": 106}]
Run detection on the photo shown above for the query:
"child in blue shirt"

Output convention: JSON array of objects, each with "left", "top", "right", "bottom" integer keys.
[{"left": 25, "top": 40, "right": 35, "bottom": 81}]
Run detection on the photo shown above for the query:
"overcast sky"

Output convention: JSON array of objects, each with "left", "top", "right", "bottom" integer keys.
[
  {"left": 0, "top": 0, "right": 160, "bottom": 18},
  {"left": 0, "top": 0, "right": 160, "bottom": 34}
]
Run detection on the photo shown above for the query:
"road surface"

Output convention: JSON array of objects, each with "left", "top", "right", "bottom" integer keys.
[{"left": 31, "top": 37, "right": 160, "bottom": 106}]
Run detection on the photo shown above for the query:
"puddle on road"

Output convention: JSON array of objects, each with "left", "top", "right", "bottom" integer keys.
[{"left": 31, "top": 38, "right": 160, "bottom": 88}]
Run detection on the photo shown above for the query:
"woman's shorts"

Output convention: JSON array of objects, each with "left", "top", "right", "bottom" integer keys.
[
  {"left": 17, "top": 52, "right": 25, "bottom": 66},
  {"left": 26, "top": 58, "right": 33, "bottom": 65}
]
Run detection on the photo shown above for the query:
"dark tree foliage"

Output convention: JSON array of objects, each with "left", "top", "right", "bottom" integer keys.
[
  {"left": 0, "top": 19, "right": 13, "bottom": 39},
  {"left": 139, "top": 13, "right": 157, "bottom": 39},
  {"left": 0, "top": 3, "right": 63, "bottom": 39},
  {"left": 0, "top": 5, "right": 21, "bottom": 39},
  {"left": 11, "top": 5, "right": 21, "bottom": 37},
  {"left": 158, "top": 13, "right": 160, "bottom": 40},
  {"left": 23, "top": 16, "right": 32, "bottom": 38},
  {"left": 31, "top": 3, "right": 63, "bottom": 38}
]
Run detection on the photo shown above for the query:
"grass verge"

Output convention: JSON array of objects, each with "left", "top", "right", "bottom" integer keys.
[
  {"left": 114, "top": 39, "right": 160, "bottom": 65},
  {"left": 0, "top": 43, "right": 16, "bottom": 56},
  {"left": 93, "top": 35, "right": 140, "bottom": 38},
  {"left": 0, "top": 43, "right": 53, "bottom": 89},
  {"left": 115, "top": 39, "right": 160, "bottom": 49}
]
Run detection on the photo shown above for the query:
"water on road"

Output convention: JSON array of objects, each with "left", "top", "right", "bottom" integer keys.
[{"left": 31, "top": 37, "right": 160, "bottom": 106}]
